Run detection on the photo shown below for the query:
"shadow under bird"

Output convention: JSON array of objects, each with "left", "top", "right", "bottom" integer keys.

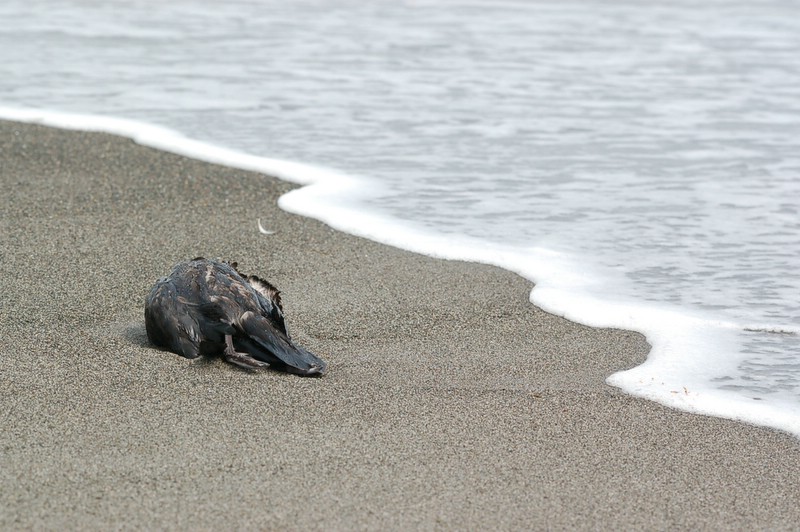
[{"left": 145, "top": 257, "right": 326, "bottom": 376}]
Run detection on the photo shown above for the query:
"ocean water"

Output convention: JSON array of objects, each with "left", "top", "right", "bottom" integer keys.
[{"left": 2, "top": 0, "right": 799, "bottom": 436}]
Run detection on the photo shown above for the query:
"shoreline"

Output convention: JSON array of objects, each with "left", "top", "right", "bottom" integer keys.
[
  {"left": 7, "top": 107, "right": 797, "bottom": 439},
  {"left": 2, "top": 119, "right": 799, "bottom": 529}
]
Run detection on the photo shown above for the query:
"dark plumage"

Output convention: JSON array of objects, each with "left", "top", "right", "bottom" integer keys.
[{"left": 144, "top": 257, "right": 326, "bottom": 376}]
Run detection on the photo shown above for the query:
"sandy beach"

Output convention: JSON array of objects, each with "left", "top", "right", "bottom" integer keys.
[{"left": 1, "top": 119, "right": 799, "bottom": 530}]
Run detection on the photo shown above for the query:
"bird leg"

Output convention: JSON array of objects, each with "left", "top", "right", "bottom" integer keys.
[{"left": 222, "top": 334, "right": 269, "bottom": 370}]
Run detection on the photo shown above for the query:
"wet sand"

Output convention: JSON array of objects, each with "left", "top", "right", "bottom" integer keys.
[{"left": 1, "top": 120, "right": 799, "bottom": 530}]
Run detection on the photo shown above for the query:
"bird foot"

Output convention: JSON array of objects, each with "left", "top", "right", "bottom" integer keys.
[
  {"left": 224, "top": 351, "right": 270, "bottom": 370},
  {"left": 223, "top": 335, "right": 269, "bottom": 370}
]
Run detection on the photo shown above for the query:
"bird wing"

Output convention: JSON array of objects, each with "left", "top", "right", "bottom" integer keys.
[
  {"left": 245, "top": 274, "right": 290, "bottom": 336},
  {"left": 233, "top": 311, "right": 326, "bottom": 375}
]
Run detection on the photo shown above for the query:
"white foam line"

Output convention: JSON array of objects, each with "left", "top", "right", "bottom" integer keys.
[
  {"left": 0, "top": 106, "right": 356, "bottom": 187},
  {"left": 3, "top": 105, "right": 798, "bottom": 438}
]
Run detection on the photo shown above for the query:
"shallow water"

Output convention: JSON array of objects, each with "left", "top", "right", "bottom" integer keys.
[{"left": 2, "top": 0, "right": 799, "bottom": 435}]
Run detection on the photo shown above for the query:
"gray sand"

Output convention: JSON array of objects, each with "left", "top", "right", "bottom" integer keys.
[{"left": 1, "top": 121, "right": 799, "bottom": 530}]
